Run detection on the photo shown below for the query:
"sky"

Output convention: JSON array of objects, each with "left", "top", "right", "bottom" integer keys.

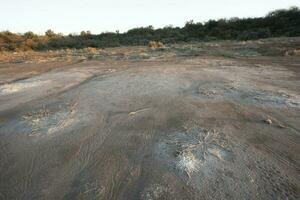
[{"left": 1, "top": 0, "right": 299, "bottom": 34}]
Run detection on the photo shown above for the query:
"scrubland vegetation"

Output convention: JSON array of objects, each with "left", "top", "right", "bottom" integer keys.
[{"left": 0, "top": 7, "right": 299, "bottom": 51}]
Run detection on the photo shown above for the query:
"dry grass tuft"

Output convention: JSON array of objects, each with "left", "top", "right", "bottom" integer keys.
[{"left": 177, "top": 151, "right": 199, "bottom": 178}]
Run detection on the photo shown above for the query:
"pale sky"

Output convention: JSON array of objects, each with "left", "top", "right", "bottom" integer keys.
[{"left": 0, "top": 0, "right": 299, "bottom": 34}]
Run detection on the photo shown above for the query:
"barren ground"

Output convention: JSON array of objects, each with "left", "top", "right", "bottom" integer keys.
[{"left": 0, "top": 38, "right": 299, "bottom": 200}]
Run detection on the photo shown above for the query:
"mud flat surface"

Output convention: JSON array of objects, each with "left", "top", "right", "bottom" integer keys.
[{"left": 0, "top": 41, "right": 300, "bottom": 199}]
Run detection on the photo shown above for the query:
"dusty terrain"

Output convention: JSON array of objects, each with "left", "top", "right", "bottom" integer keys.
[{"left": 0, "top": 38, "right": 299, "bottom": 200}]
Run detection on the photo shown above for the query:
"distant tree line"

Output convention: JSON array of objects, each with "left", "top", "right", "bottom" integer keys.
[{"left": 1, "top": 7, "right": 299, "bottom": 51}]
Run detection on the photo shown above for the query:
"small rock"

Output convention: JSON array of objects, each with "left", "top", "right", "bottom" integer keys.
[
  {"left": 278, "top": 124, "right": 286, "bottom": 128},
  {"left": 264, "top": 119, "right": 272, "bottom": 124},
  {"left": 174, "top": 150, "right": 181, "bottom": 157}
]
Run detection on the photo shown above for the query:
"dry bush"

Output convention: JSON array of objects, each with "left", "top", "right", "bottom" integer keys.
[
  {"left": 148, "top": 41, "right": 165, "bottom": 49},
  {"left": 157, "top": 41, "right": 165, "bottom": 48},
  {"left": 65, "top": 48, "right": 73, "bottom": 55},
  {"left": 148, "top": 41, "right": 157, "bottom": 48},
  {"left": 83, "top": 47, "right": 98, "bottom": 54},
  {"left": 294, "top": 49, "right": 300, "bottom": 56},
  {"left": 285, "top": 49, "right": 300, "bottom": 56}
]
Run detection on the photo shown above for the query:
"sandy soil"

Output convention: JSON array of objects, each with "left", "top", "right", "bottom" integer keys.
[{"left": 0, "top": 40, "right": 299, "bottom": 200}]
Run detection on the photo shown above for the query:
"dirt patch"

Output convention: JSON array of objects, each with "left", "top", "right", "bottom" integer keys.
[
  {"left": 21, "top": 101, "right": 78, "bottom": 136},
  {"left": 0, "top": 80, "right": 50, "bottom": 95},
  {"left": 190, "top": 80, "right": 300, "bottom": 107},
  {"left": 0, "top": 38, "right": 299, "bottom": 200},
  {"left": 141, "top": 184, "right": 173, "bottom": 200}
]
